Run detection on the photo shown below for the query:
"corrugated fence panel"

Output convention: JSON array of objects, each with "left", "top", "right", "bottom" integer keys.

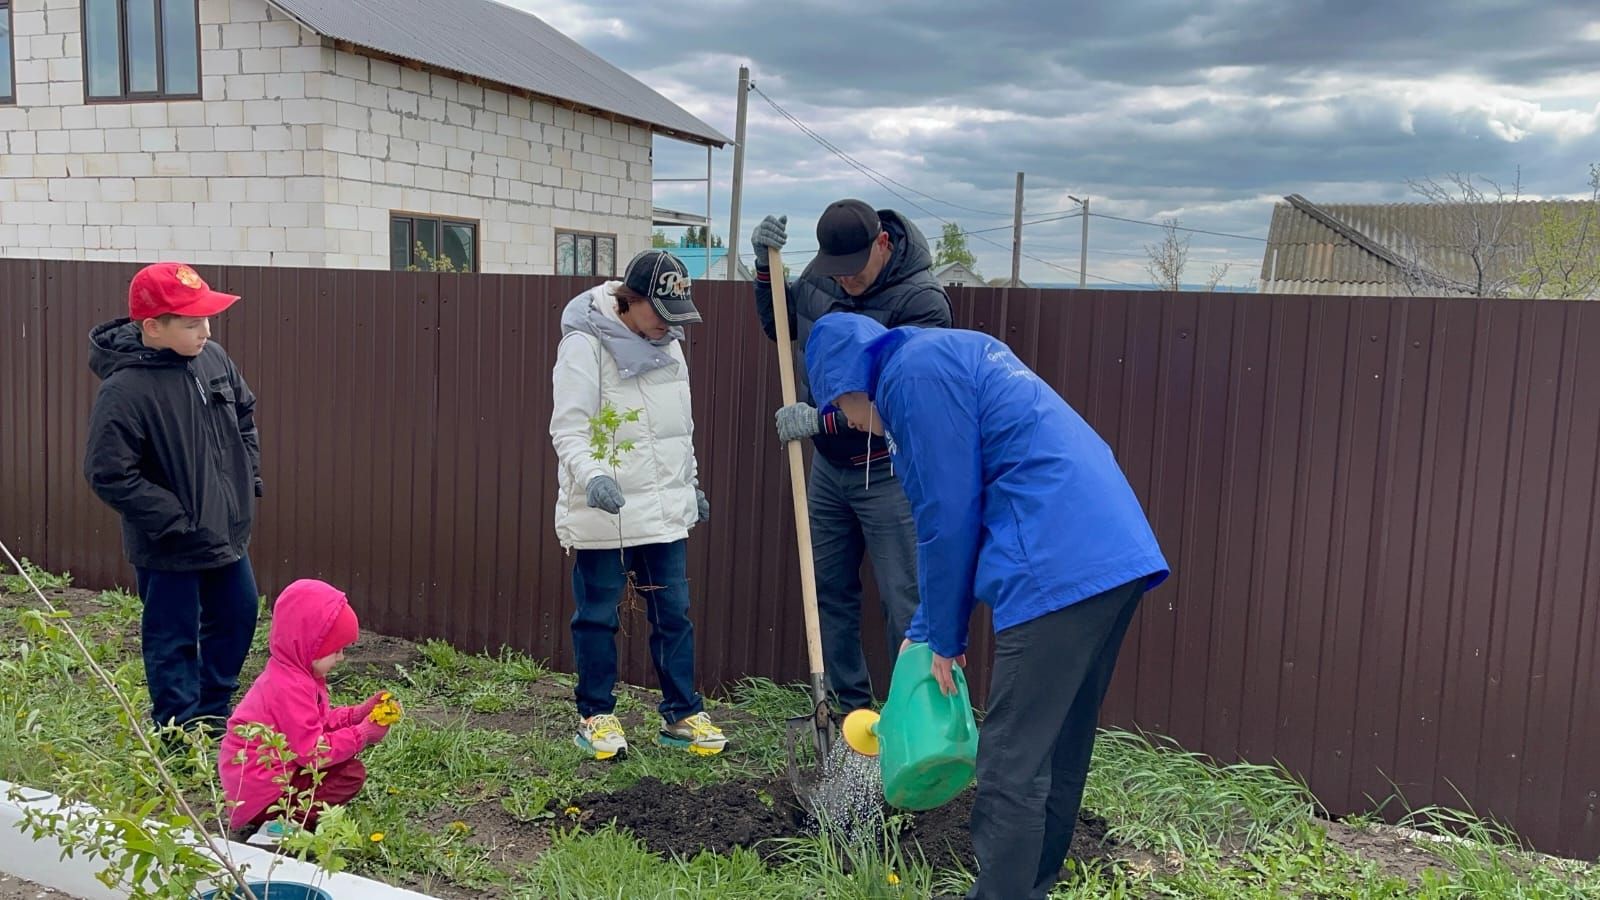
[
  {"left": 40, "top": 260, "right": 135, "bottom": 588},
  {"left": 5, "top": 261, "right": 1600, "bottom": 857},
  {"left": 0, "top": 260, "right": 48, "bottom": 569}
]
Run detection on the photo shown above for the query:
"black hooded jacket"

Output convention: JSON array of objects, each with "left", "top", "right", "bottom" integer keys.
[
  {"left": 84, "top": 319, "right": 262, "bottom": 571},
  {"left": 754, "top": 209, "right": 953, "bottom": 468}
]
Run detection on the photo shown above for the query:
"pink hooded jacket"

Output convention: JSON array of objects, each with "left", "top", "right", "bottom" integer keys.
[{"left": 219, "top": 579, "right": 384, "bottom": 829}]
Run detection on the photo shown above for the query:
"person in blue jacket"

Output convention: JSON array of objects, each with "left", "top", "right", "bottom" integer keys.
[{"left": 805, "top": 312, "right": 1170, "bottom": 900}]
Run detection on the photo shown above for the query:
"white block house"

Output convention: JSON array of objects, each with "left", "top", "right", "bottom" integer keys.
[{"left": 0, "top": 0, "right": 726, "bottom": 273}]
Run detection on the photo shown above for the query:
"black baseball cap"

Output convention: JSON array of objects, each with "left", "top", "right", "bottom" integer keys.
[
  {"left": 812, "top": 199, "right": 883, "bottom": 276},
  {"left": 622, "top": 250, "right": 701, "bottom": 324}
]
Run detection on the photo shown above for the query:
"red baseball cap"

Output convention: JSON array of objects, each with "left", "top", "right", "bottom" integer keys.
[{"left": 128, "top": 262, "right": 240, "bottom": 321}]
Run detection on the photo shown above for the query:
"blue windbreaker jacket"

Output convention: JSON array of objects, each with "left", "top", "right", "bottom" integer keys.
[{"left": 804, "top": 314, "right": 1170, "bottom": 659}]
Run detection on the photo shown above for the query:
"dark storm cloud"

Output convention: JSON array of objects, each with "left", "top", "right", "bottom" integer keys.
[{"left": 508, "top": 0, "right": 1600, "bottom": 284}]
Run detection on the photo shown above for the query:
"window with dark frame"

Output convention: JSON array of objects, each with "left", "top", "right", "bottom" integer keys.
[
  {"left": 389, "top": 214, "right": 479, "bottom": 272},
  {"left": 82, "top": 0, "right": 201, "bottom": 101},
  {"left": 556, "top": 231, "right": 617, "bottom": 278},
  {"left": 0, "top": 0, "right": 14, "bottom": 105}
]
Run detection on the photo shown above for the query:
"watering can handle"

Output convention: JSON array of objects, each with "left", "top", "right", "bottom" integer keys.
[{"left": 946, "top": 664, "right": 972, "bottom": 743}]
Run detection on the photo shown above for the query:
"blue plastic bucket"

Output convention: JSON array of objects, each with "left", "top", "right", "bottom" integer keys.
[{"left": 197, "top": 882, "right": 331, "bottom": 900}]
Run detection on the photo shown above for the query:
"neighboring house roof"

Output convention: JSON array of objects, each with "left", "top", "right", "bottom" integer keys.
[
  {"left": 266, "top": 0, "right": 727, "bottom": 146},
  {"left": 1259, "top": 194, "right": 1588, "bottom": 296},
  {"left": 986, "top": 275, "right": 1029, "bottom": 288},
  {"left": 663, "top": 246, "right": 752, "bottom": 281},
  {"left": 934, "top": 261, "right": 987, "bottom": 287}
]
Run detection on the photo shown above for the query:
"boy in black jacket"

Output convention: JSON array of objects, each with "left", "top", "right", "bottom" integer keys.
[{"left": 84, "top": 262, "right": 262, "bottom": 733}]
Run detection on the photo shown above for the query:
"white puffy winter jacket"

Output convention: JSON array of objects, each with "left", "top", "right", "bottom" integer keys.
[{"left": 549, "top": 284, "right": 699, "bottom": 550}]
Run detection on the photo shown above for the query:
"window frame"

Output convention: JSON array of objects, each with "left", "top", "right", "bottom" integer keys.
[
  {"left": 0, "top": 0, "right": 14, "bottom": 106},
  {"left": 80, "top": 0, "right": 203, "bottom": 104},
  {"left": 555, "top": 230, "right": 618, "bottom": 278},
  {"left": 388, "top": 212, "right": 481, "bottom": 273}
]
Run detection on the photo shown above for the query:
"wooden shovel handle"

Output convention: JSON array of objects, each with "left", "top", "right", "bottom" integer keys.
[{"left": 767, "top": 247, "right": 825, "bottom": 678}]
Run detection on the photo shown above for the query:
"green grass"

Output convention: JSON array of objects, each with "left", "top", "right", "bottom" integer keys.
[
  {"left": 2, "top": 564, "right": 1597, "bottom": 898},
  {"left": 1085, "top": 729, "right": 1322, "bottom": 855}
]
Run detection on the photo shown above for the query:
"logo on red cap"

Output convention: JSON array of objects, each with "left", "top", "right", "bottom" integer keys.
[{"left": 175, "top": 265, "right": 203, "bottom": 289}]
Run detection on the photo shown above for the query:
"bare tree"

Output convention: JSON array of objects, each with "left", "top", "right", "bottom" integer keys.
[
  {"left": 1145, "top": 219, "right": 1190, "bottom": 290},
  {"left": 1400, "top": 170, "right": 1525, "bottom": 297},
  {"left": 1205, "top": 262, "right": 1232, "bottom": 292}
]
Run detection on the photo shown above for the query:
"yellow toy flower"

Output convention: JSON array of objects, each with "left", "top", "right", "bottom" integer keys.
[{"left": 368, "top": 691, "right": 403, "bottom": 726}]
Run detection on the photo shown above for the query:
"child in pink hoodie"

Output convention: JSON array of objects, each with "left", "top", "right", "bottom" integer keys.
[{"left": 219, "top": 579, "right": 397, "bottom": 843}]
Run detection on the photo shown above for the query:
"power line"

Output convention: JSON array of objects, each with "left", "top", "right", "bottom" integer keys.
[
  {"left": 1088, "top": 212, "right": 1268, "bottom": 242},
  {"left": 1022, "top": 252, "right": 1140, "bottom": 287},
  {"left": 962, "top": 211, "right": 1082, "bottom": 235},
  {"left": 1031, "top": 243, "right": 1252, "bottom": 268},
  {"left": 749, "top": 84, "right": 1014, "bottom": 223}
]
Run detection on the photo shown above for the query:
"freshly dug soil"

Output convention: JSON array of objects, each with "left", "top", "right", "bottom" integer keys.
[{"left": 568, "top": 775, "right": 1115, "bottom": 874}]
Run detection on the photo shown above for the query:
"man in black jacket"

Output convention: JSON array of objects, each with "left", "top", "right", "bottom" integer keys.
[
  {"left": 84, "top": 262, "right": 262, "bottom": 733},
  {"left": 750, "top": 199, "right": 952, "bottom": 713}
]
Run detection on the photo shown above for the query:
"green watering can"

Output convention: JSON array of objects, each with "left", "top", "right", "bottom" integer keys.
[{"left": 841, "top": 642, "right": 979, "bottom": 810}]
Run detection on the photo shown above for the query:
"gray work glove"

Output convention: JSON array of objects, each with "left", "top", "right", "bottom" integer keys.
[
  {"left": 585, "top": 475, "right": 625, "bottom": 514},
  {"left": 696, "top": 489, "right": 710, "bottom": 524},
  {"left": 775, "top": 402, "right": 821, "bottom": 443},
  {"left": 751, "top": 215, "right": 788, "bottom": 270}
]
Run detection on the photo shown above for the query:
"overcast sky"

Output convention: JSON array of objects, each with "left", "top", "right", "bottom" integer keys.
[{"left": 507, "top": 0, "right": 1600, "bottom": 287}]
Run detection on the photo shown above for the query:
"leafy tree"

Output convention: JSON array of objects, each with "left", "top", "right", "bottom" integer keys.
[{"left": 934, "top": 222, "right": 978, "bottom": 272}]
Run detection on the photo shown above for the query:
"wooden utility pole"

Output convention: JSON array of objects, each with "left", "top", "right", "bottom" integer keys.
[
  {"left": 1010, "top": 171, "right": 1024, "bottom": 287},
  {"left": 727, "top": 66, "right": 750, "bottom": 279}
]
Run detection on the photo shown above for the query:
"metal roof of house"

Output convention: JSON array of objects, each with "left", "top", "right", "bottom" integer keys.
[
  {"left": 662, "top": 246, "right": 751, "bottom": 280},
  {"left": 1259, "top": 195, "right": 1588, "bottom": 296},
  {"left": 266, "top": 0, "right": 727, "bottom": 146}
]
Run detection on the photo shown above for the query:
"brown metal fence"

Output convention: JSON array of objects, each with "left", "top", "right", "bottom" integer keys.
[{"left": 2, "top": 258, "right": 1598, "bottom": 857}]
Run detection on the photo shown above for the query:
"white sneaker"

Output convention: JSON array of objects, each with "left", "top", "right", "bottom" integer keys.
[
  {"left": 658, "top": 712, "right": 727, "bottom": 756},
  {"left": 576, "top": 713, "right": 628, "bottom": 760}
]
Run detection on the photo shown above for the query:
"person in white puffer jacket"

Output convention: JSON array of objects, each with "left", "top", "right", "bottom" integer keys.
[{"left": 549, "top": 249, "right": 727, "bottom": 759}]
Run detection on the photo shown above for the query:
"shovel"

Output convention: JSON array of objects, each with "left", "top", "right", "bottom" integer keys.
[{"left": 767, "top": 246, "right": 836, "bottom": 795}]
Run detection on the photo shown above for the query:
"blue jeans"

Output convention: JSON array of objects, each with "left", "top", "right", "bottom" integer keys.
[
  {"left": 809, "top": 454, "right": 921, "bottom": 713},
  {"left": 571, "top": 540, "right": 703, "bottom": 723},
  {"left": 134, "top": 556, "right": 260, "bottom": 729}
]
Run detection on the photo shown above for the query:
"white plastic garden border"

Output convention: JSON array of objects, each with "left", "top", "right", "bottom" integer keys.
[{"left": 0, "top": 779, "right": 440, "bottom": 900}]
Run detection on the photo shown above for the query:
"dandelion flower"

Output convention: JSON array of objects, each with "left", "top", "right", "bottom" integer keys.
[
  {"left": 448, "top": 820, "right": 470, "bottom": 834},
  {"left": 369, "top": 832, "right": 385, "bottom": 842},
  {"left": 564, "top": 806, "right": 581, "bottom": 817},
  {"left": 886, "top": 872, "right": 900, "bottom": 885}
]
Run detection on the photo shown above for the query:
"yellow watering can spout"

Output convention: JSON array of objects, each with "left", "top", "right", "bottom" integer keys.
[{"left": 842, "top": 709, "right": 881, "bottom": 756}]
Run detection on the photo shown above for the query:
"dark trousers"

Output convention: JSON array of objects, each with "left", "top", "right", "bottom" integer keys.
[
  {"left": 968, "top": 579, "right": 1146, "bottom": 900},
  {"left": 571, "top": 540, "right": 703, "bottom": 723},
  {"left": 809, "top": 454, "right": 920, "bottom": 713},
  {"left": 249, "top": 759, "right": 367, "bottom": 829},
  {"left": 134, "top": 556, "right": 259, "bottom": 729}
]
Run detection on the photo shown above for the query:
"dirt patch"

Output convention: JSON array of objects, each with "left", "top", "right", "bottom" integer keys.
[
  {"left": 0, "top": 587, "right": 124, "bottom": 628},
  {"left": 339, "top": 633, "right": 424, "bottom": 676},
  {"left": 0, "top": 873, "right": 82, "bottom": 900},
  {"left": 570, "top": 775, "right": 803, "bottom": 858},
  {"left": 1323, "top": 819, "right": 1454, "bottom": 885},
  {"left": 414, "top": 707, "right": 543, "bottom": 736},
  {"left": 894, "top": 788, "right": 1113, "bottom": 874},
  {"left": 423, "top": 804, "right": 552, "bottom": 872},
  {"left": 567, "top": 775, "right": 1115, "bottom": 875}
]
